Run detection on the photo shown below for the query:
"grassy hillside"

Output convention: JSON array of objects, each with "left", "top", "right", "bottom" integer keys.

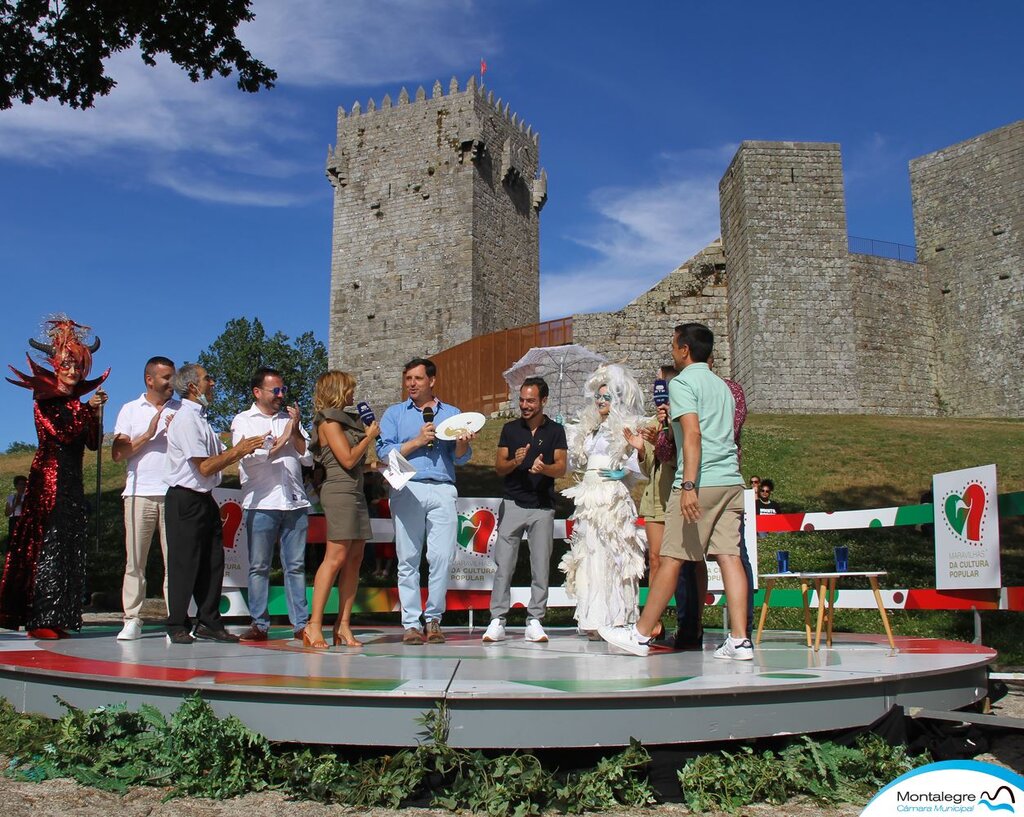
[{"left": 2, "top": 413, "right": 1022, "bottom": 663}]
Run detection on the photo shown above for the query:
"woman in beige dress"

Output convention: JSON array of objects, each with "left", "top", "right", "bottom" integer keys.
[
  {"left": 303, "top": 371, "right": 380, "bottom": 649},
  {"left": 637, "top": 365, "right": 678, "bottom": 640}
]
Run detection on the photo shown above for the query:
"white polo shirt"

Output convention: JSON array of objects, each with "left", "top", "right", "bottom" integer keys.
[
  {"left": 164, "top": 400, "right": 224, "bottom": 493},
  {"left": 230, "top": 404, "right": 312, "bottom": 511},
  {"left": 113, "top": 394, "right": 181, "bottom": 497}
]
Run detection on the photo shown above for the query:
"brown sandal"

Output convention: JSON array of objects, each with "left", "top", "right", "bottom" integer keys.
[{"left": 302, "top": 626, "right": 328, "bottom": 649}]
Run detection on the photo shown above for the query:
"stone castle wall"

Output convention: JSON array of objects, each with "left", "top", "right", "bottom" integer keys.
[
  {"left": 325, "top": 78, "right": 544, "bottom": 408},
  {"left": 849, "top": 254, "right": 938, "bottom": 415},
  {"left": 572, "top": 241, "right": 730, "bottom": 391},
  {"left": 910, "top": 120, "right": 1023, "bottom": 417}
]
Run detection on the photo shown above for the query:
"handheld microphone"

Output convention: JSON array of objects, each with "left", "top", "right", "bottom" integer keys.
[
  {"left": 356, "top": 401, "right": 375, "bottom": 426},
  {"left": 653, "top": 379, "right": 669, "bottom": 428},
  {"left": 421, "top": 405, "right": 435, "bottom": 449}
]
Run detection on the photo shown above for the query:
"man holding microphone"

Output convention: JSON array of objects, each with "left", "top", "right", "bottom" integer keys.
[{"left": 376, "top": 358, "right": 473, "bottom": 645}]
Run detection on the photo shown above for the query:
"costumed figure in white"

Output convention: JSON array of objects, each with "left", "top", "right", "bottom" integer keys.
[{"left": 559, "top": 364, "right": 649, "bottom": 637}]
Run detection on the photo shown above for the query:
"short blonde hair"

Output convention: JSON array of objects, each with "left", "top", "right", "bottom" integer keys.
[{"left": 314, "top": 370, "right": 355, "bottom": 413}]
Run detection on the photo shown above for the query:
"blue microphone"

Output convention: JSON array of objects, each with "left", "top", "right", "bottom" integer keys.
[
  {"left": 653, "top": 379, "right": 669, "bottom": 407},
  {"left": 356, "top": 401, "right": 375, "bottom": 425}
]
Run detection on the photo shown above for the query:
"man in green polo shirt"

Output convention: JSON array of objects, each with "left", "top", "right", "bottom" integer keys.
[{"left": 599, "top": 323, "right": 751, "bottom": 659}]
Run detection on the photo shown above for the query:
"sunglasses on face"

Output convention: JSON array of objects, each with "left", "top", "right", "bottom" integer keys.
[
  {"left": 594, "top": 393, "right": 612, "bottom": 403},
  {"left": 263, "top": 386, "right": 288, "bottom": 397}
]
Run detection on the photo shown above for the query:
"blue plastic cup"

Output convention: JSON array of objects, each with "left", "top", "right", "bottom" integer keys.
[
  {"left": 834, "top": 546, "right": 849, "bottom": 572},
  {"left": 776, "top": 550, "right": 790, "bottom": 574}
]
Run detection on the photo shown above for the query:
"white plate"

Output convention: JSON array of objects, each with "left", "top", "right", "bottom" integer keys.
[{"left": 435, "top": 411, "right": 486, "bottom": 440}]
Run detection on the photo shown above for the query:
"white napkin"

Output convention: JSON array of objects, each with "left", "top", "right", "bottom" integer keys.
[{"left": 382, "top": 449, "right": 416, "bottom": 491}]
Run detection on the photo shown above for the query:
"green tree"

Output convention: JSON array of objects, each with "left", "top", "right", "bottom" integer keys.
[
  {"left": 196, "top": 318, "right": 328, "bottom": 431},
  {"left": 4, "top": 440, "right": 36, "bottom": 455},
  {"left": 1, "top": 0, "right": 276, "bottom": 110}
]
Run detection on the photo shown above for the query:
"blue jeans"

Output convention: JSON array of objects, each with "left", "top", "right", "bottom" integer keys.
[
  {"left": 676, "top": 516, "right": 755, "bottom": 638},
  {"left": 245, "top": 508, "right": 309, "bottom": 631},
  {"left": 390, "top": 480, "right": 458, "bottom": 630}
]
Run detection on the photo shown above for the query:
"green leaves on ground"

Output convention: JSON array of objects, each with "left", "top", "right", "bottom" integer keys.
[
  {"left": 288, "top": 705, "right": 656, "bottom": 815},
  {"left": 677, "top": 734, "right": 927, "bottom": 812},
  {"left": 1, "top": 696, "right": 928, "bottom": 814},
  {"left": 3, "top": 696, "right": 655, "bottom": 813},
  {"left": 7, "top": 695, "right": 276, "bottom": 798}
]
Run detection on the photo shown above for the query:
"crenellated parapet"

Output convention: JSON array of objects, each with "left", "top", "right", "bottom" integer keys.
[
  {"left": 332, "top": 76, "right": 540, "bottom": 146},
  {"left": 327, "top": 76, "right": 547, "bottom": 211}
]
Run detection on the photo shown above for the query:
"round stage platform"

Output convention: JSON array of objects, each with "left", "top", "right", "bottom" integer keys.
[{"left": 0, "top": 625, "right": 994, "bottom": 748}]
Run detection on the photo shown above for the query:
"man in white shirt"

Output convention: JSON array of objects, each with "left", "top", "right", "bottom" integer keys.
[
  {"left": 164, "top": 364, "right": 264, "bottom": 645},
  {"left": 230, "top": 367, "right": 312, "bottom": 642},
  {"left": 111, "top": 356, "right": 180, "bottom": 641}
]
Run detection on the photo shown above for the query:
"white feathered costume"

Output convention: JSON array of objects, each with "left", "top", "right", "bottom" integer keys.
[{"left": 559, "top": 364, "right": 649, "bottom": 632}]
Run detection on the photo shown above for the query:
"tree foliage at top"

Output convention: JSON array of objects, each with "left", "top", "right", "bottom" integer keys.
[
  {"left": 4, "top": 440, "right": 37, "bottom": 455},
  {"left": 196, "top": 317, "right": 327, "bottom": 431},
  {"left": 0, "top": 0, "right": 276, "bottom": 110}
]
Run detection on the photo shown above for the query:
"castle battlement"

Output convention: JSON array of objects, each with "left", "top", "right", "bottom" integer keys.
[
  {"left": 325, "top": 78, "right": 544, "bottom": 410},
  {"left": 335, "top": 77, "right": 539, "bottom": 146}
]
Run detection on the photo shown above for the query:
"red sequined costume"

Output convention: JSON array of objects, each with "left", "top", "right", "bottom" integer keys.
[{"left": 0, "top": 320, "right": 108, "bottom": 632}]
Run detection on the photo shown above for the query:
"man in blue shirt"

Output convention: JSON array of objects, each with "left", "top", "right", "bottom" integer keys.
[{"left": 376, "top": 358, "right": 474, "bottom": 644}]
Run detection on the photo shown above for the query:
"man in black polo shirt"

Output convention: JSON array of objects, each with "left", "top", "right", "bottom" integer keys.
[{"left": 483, "top": 377, "right": 568, "bottom": 643}]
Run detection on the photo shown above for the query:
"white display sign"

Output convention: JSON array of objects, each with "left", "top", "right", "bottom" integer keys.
[
  {"left": 214, "top": 488, "right": 249, "bottom": 589},
  {"left": 449, "top": 498, "right": 503, "bottom": 589},
  {"left": 932, "top": 464, "right": 1001, "bottom": 590}
]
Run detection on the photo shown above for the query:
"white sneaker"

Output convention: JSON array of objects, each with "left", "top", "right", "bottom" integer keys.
[
  {"left": 714, "top": 637, "right": 754, "bottom": 661},
  {"left": 524, "top": 619, "right": 548, "bottom": 642},
  {"left": 116, "top": 619, "right": 143, "bottom": 641},
  {"left": 482, "top": 618, "right": 506, "bottom": 643},
  {"left": 598, "top": 625, "right": 651, "bottom": 657}
]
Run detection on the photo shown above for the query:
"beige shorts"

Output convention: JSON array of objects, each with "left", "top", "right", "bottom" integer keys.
[{"left": 662, "top": 484, "right": 743, "bottom": 561}]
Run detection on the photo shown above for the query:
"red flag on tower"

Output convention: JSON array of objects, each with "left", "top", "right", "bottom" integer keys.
[{"left": 480, "top": 58, "right": 487, "bottom": 78}]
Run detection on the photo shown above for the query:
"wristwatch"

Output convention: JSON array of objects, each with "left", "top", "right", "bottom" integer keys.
[{"left": 681, "top": 480, "right": 696, "bottom": 491}]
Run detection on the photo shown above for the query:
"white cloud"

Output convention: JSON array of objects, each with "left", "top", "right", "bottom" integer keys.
[
  {"left": 147, "top": 166, "right": 320, "bottom": 207},
  {"left": 242, "top": 0, "right": 495, "bottom": 88},
  {"left": 0, "top": 1, "right": 495, "bottom": 203},
  {"left": 540, "top": 148, "right": 733, "bottom": 319}
]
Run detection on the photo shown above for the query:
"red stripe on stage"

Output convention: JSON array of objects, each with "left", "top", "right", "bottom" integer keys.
[{"left": 0, "top": 648, "right": 207, "bottom": 682}]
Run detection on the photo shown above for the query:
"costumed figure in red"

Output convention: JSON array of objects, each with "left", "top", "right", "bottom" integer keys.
[{"left": 0, "top": 318, "right": 109, "bottom": 639}]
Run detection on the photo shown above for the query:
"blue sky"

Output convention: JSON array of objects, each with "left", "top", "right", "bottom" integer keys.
[{"left": 1, "top": 0, "right": 1021, "bottom": 448}]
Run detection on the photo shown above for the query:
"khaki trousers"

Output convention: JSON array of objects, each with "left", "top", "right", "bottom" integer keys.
[{"left": 122, "top": 495, "right": 169, "bottom": 620}]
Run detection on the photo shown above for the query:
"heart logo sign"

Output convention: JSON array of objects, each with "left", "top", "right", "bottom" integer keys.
[
  {"left": 943, "top": 483, "right": 987, "bottom": 543},
  {"left": 220, "top": 501, "right": 243, "bottom": 550},
  {"left": 457, "top": 508, "right": 496, "bottom": 556}
]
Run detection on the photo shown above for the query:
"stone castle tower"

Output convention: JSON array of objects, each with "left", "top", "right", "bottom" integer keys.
[
  {"left": 719, "top": 142, "right": 861, "bottom": 412},
  {"left": 910, "top": 120, "right": 1023, "bottom": 417},
  {"left": 325, "top": 77, "right": 547, "bottom": 410}
]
